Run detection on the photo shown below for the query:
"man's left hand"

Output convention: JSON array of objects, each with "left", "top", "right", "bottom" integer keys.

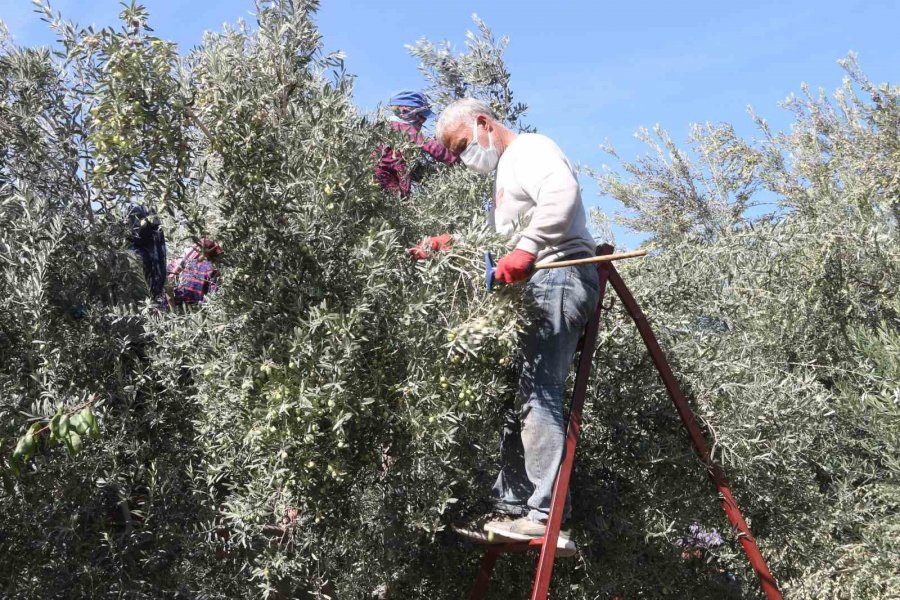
[{"left": 494, "top": 249, "right": 537, "bottom": 284}]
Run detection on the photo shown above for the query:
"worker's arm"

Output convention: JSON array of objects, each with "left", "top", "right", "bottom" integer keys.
[
  {"left": 514, "top": 156, "right": 581, "bottom": 256},
  {"left": 419, "top": 136, "right": 458, "bottom": 164},
  {"left": 493, "top": 164, "right": 579, "bottom": 284},
  {"left": 408, "top": 233, "right": 453, "bottom": 260},
  {"left": 397, "top": 122, "right": 458, "bottom": 165}
]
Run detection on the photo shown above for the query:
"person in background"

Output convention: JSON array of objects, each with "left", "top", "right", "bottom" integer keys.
[
  {"left": 126, "top": 204, "right": 168, "bottom": 310},
  {"left": 166, "top": 238, "right": 223, "bottom": 307},
  {"left": 374, "top": 90, "right": 458, "bottom": 198}
]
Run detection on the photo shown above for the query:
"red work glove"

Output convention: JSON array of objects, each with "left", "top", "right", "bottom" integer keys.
[
  {"left": 494, "top": 249, "right": 537, "bottom": 284},
  {"left": 408, "top": 233, "right": 453, "bottom": 260}
]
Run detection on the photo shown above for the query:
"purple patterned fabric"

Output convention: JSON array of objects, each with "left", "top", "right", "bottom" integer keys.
[
  {"left": 169, "top": 250, "right": 219, "bottom": 305},
  {"left": 374, "top": 121, "right": 457, "bottom": 197},
  {"left": 678, "top": 523, "right": 725, "bottom": 550}
]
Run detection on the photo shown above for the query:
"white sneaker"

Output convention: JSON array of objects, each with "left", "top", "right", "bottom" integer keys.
[
  {"left": 483, "top": 517, "right": 577, "bottom": 557},
  {"left": 450, "top": 523, "right": 492, "bottom": 543}
]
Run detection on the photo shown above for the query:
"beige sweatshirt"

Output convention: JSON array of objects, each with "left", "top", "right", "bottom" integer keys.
[{"left": 490, "top": 133, "right": 596, "bottom": 265}]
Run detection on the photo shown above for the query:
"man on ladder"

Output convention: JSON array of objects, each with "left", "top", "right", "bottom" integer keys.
[
  {"left": 413, "top": 99, "right": 781, "bottom": 600},
  {"left": 413, "top": 98, "right": 599, "bottom": 550}
]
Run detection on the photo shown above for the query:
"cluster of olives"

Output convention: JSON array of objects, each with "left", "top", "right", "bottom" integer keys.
[
  {"left": 445, "top": 305, "right": 518, "bottom": 366},
  {"left": 87, "top": 39, "right": 184, "bottom": 192},
  {"left": 8, "top": 406, "right": 99, "bottom": 477}
]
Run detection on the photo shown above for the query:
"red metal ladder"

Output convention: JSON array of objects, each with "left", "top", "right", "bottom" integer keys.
[{"left": 467, "top": 244, "right": 782, "bottom": 600}]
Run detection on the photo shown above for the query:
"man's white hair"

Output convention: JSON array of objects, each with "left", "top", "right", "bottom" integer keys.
[{"left": 435, "top": 98, "right": 497, "bottom": 144}]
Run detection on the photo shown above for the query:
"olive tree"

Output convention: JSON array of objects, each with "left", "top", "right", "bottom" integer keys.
[
  {"left": 577, "top": 54, "right": 899, "bottom": 599},
  {"left": 3, "top": 1, "right": 898, "bottom": 598}
]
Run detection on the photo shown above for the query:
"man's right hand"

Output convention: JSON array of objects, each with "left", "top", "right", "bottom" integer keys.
[
  {"left": 408, "top": 233, "right": 453, "bottom": 260},
  {"left": 493, "top": 249, "right": 537, "bottom": 284}
]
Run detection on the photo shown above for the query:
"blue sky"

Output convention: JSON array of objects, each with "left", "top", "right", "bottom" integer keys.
[{"left": 3, "top": 0, "right": 899, "bottom": 247}]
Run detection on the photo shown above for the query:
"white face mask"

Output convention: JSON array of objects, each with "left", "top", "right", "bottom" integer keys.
[{"left": 460, "top": 119, "right": 499, "bottom": 174}]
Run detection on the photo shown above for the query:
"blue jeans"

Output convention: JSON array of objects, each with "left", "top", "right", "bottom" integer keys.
[{"left": 491, "top": 256, "right": 601, "bottom": 522}]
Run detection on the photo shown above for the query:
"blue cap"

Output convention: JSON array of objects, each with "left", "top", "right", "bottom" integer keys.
[{"left": 388, "top": 90, "right": 435, "bottom": 119}]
